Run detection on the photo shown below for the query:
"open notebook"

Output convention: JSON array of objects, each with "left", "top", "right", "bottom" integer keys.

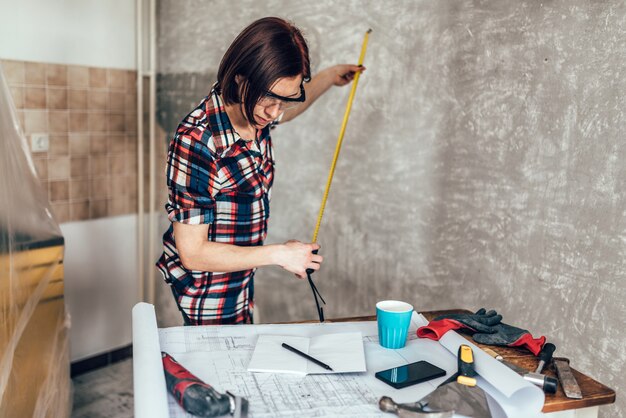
[{"left": 247, "top": 332, "right": 366, "bottom": 375}]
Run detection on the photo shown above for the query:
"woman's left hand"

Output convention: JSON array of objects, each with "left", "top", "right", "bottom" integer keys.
[{"left": 328, "top": 64, "right": 366, "bottom": 86}]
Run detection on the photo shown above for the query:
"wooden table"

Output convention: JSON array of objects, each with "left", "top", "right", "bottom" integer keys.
[{"left": 320, "top": 309, "right": 615, "bottom": 416}]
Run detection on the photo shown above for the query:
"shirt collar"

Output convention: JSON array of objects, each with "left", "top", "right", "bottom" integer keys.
[{"left": 206, "top": 84, "right": 260, "bottom": 156}]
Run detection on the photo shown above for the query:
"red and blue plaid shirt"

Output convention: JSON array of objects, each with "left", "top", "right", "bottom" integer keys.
[{"left": 156, "top": 85, "right": 275, "bottom": 325}]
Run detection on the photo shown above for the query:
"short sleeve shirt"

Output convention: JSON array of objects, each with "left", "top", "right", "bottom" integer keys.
[{"left": 156, "top": 85, "right": 275, "bottom": 325}]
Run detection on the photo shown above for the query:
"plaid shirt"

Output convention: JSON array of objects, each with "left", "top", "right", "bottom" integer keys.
[{"left": 156, "top": 85, "right": 275, "bottom": 325}]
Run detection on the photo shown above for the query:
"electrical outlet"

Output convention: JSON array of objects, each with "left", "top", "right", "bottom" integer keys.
[{"left": 31, "top": 133, "right": 49, "bottom": 152}]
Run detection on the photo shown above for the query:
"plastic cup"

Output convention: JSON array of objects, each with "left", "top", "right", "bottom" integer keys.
[{"left": 376, "top": 300, "right": 414, "bottom": 349}]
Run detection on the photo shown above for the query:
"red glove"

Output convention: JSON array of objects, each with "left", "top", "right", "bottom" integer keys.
[{"left": 417, "top": 309, "right": 502, "bottom": 340}]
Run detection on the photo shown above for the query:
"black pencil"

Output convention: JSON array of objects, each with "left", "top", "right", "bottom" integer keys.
[{"left": 281, "top": 343, "right": 334, "bottom": 371}]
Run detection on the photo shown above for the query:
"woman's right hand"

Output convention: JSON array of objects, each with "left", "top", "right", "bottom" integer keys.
[{"left": 276, "top": 240, "right": 323, "bottom": 279}]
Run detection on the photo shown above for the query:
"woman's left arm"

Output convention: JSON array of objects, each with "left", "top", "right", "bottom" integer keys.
[{"left": 281, "top": 64, "right": 365, "bottom": 122}]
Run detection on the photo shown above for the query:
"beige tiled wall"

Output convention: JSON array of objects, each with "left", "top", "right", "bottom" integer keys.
[{"left": 1, "top": 59, "right": 138, "bottom": 223}]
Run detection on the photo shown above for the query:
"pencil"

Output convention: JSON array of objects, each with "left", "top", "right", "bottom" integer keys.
[{"left": 281, "top": 343, "right": 334, "bottom": 371}]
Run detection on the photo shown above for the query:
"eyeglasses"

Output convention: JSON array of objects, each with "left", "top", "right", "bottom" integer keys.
[{"left": 257, "top": 84, "right": 306, "bottom": 111}]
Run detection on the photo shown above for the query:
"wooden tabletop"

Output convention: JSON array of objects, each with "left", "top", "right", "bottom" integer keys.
[{"left": 320, "top": 309, "right": 616, "bottom": 413}]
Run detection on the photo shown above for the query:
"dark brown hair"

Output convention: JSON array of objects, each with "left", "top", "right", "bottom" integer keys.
[{"left": 217, "top": 17, "right": 311, "bottom": 124}]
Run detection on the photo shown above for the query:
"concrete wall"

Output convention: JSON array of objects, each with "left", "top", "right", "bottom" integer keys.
[{"left": 156, "top": 1, "right": 625, "bottom": 416}]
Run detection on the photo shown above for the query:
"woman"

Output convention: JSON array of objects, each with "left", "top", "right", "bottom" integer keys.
[{"left": 156, "top": 17, "right": 363, "bottom": 325}]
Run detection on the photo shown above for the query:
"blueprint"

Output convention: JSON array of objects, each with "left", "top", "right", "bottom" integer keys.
[
  {"left": 157, "top": 313, "right": 447, "bottom": 417},
  {"left": 132, "top": 303, "right": 544, "bottom": 418}
]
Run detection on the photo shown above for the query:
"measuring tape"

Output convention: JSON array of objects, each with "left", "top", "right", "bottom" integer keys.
[{"left": 311, "top": 28, "right": 372, "bottom": 243}]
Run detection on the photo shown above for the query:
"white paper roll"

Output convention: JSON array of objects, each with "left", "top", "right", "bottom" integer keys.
[
  {"left": 439, "top": 326, "right": 545, "bottom": 417},
  {"left": 132, "top": 302, "right": 170, "bottom": 418}
]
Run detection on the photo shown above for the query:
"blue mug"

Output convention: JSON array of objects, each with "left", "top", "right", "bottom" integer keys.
[{"left": 376, "top": 300, "right": 414, "bottom": 349}]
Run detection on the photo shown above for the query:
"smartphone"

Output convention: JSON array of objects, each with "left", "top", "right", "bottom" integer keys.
[{"left": 375, "top": 360, "right": 446, "bottom": 389}]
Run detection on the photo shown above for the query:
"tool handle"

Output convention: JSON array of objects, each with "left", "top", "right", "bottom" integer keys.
[
  {"left": 457, "top": 345, "right": 478, "bottom": 387},
  {"left": 536, "top": 343, "right": 556, "bottom": 373},
  {"left": 305, "top": 249, "right": 319, "bottom": 275}
]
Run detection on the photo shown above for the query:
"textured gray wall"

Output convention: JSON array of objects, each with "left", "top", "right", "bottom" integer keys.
[{"left": 156, "top": 1, "right": 625, "bottom": 416}]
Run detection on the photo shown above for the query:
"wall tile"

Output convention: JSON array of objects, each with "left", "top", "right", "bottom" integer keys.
[
  {"left": 110, "top": 135, "right": 126, "bottom": 152},
  {"left": 109, "top": 198, "right": 127, "bottom": 216},
  {"left": 126, "top": 71, "right": 136, "bottom": 88},
  {"left": 16, "top": 110, "right": 25, "bottom": 130},
  {"left": 23, "top": 110, "right": 48, "bottom": 133},
  {"left": 69, "top": 89, "right": 88, "bottom": 109},
  {"left": 9, "top": 86, "right": 24, "bottom": 108},
  {"left": 48, "top": 110, "right": 69, "bottom": 133},
  {"left": 109, "top": 92, "right": 125, "bottom": 112},
  {"left": 90, "top": 199, "right": 108, "bottom": 218},
  {"left": 25, "top": 62, "right": 46, "bottom": 85},
  {"left": 89, "top": 68, "right": 107, "bottom": 88},
  {"left": 69, "top": 134, "right": 90, "bottom": 155},
  {"left": 90, "top": 134, "right": 109, "bottom": 154},
  {"left": 69, "top": 111, "right": 88, "bottom": 132},
  {"left": 46, "top": 64, "right": 67, "bottom": 86},
  {"left": 70, "top": 200, "right": 90, "bottom": 221},
  {"left": 48, "top": 156, "right": 70, "bottom": 180},
  {"left": 110, "top": 175, "right": 129, "bottom": 196},
  {"left": 49, "top": 134, "right": 69, "bottom": 155},
  {"left": 90, "top": 155, "right": 108, "bottom": 177},
  {"left": 125, "top": 92, "right": 137, "bottom": 111},
  {"left": 109, "top": 69, "right": 126, "bottom": 90},
  {"left": 70, "top": 156, "right": 89, "bottom": 177},
  {"left": 89, "top": 90, "right": 108, "bottom": 110},
  {"left": 47, "top": 87, "right": 68, "bottom": 109},
  {"left": 110, "top": 113, "right": 125, "bottom": 132},
  {"left": 68, "top": 66, "right": 89, "bottom": 88},
  {"left": 125, "top": 113, "right": 137, "bottom": 133},
  {"left": 3, "top": 60, "right": 139, "bottom": 222},
  {"left": 32, "top": 157, "right": 48, "bottom": 180},
  {"left": 88, "top": 111, "right": 107, "bottom": 132},
  {"left": 109, "top": 153, "right": 126, "bottom": 175},
  {"left": 50, "top": 180, "right": 69, "bottom": 201},
  {"left": 90, "top": 177, "right": 110, "bottom": 198},
  {"left": 24, "top": 87, "right": 46, "bottom": 109},
  {"left": 2, "top": 60, "right": 25, "bottom": 84},
  {"left": 51, "top": 202, "right": 70, "bottom": 223},
  {"left": 70, "top": 179, "right": 90, "bottom": 200}
]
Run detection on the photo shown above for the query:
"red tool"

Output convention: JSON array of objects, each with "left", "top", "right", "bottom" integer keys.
[{"left": 162, "top": 352, "right": 248, "bottom": 417}]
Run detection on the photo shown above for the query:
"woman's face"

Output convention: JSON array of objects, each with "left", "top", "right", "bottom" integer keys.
[{"left": 251, "top": 75, "right": 304, "bottom": 128}]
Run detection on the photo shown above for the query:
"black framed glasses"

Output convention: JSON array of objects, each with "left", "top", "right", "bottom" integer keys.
[{"left": 258, "top": 84, "right": 306, "bottom": 110}]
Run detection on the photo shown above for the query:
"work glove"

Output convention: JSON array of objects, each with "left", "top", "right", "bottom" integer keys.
[
  {"left": 472, "top": 322, "right": 546, "bottom": 356},
  {"left": 417, "top": 308, "right": 502, "bottom": 341}
]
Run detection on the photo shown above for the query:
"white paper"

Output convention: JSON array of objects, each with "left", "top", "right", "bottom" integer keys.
[
  {"left": 247, "top": 332, "right": 366, "bottom": 375},
  {"left": 132, "top": 303, "right": 170, "bottom": 418},
  {"left": 132, "top": 304, "right": 546, "bottom": 418}
]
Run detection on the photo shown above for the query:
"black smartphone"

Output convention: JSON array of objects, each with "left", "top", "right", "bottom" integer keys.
[{"left": 375, "top": 360, "right": 446, "bottom": 389}]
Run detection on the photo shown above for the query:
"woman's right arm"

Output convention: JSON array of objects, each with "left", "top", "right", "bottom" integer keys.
[{"left": 173, "top": 222, "right": 323, "bottom": 278}]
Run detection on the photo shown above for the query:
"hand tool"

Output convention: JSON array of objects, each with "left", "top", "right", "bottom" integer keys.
[
  {"left": 535, "top": 343, "right": 556, "bottom": 373},
  {"left": 483, "top": 347, "right": 558, "bottom": 393},
  {"left": 379, "top": 344, "right": 492, "bottom": 417},
  {"left": 378, "top": 397, "right": 453, "bottom": 417},
  {"left": 162, "top": 352, "right": 248, "bottom": 417},
  {"left": 305, "top": 28, "right": 372, "bottom": 322},
  {"left": 553, "top": 358, "right": 583, "bottom": 399}
]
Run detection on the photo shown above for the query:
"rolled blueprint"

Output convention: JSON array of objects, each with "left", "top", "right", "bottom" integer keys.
[
  {"left": 425, "top": 313, "right": 545, "bottom": 417},
  {"left": 132, "top": 302, "right": 170, "bottom": 418}
]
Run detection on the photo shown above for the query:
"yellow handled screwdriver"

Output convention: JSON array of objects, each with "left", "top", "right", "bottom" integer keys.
[{"left": 305, "top": 29, "right": 372, "bottom": 322}]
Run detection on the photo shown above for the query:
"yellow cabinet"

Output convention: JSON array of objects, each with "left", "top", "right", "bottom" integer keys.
[{"left": 0, "top": 243, "right": 70, "bottom": 418}]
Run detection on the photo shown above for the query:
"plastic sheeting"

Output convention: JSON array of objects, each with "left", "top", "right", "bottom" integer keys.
[{"left": 0, "top": 64, "right": 71, "bottom": 417}]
